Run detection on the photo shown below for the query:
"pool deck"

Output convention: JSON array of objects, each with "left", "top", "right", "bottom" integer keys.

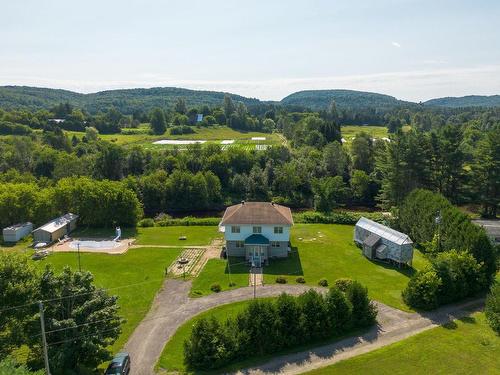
[{"left": 51, "top": 238, "right": 136, "bottom": 254}]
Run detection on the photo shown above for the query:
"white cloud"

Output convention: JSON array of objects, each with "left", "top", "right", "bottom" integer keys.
[
  {"left": 392, "top": 41, "right": 401, "bottom": 48},
  {"left": 1, "top": 65, "right": 500, "bottom": 102}
]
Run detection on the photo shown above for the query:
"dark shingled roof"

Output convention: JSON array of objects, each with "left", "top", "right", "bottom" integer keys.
[{"left": 220, "top": 202, "right": 293, "bottom": 226}]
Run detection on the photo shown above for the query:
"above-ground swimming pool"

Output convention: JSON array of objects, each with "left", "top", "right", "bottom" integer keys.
[{"left": 69, "top": 240, "right": 120, "bottom": 250}]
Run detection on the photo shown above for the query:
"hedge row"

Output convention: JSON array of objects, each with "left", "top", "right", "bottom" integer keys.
[
  {"left": 293, "top": 210, "right": 385, "bottom": 225},
  {"left": 184, "top": 282, "right": 377, "bottom": 370}
]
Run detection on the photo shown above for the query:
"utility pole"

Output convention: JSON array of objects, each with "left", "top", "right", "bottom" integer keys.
[
  {"left": 77, "top": 243, "right": 81, "bottom": 272},
  {"left": 39, "top": 301, "right": 51, "bottom": 375},
  {"left": 227, "top": 255, "right": 232, "bottom": 286}
]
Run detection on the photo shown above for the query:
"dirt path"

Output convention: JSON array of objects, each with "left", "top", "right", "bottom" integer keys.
[{"left": 124, "top": 280, "right": 483, "bottom": 375}]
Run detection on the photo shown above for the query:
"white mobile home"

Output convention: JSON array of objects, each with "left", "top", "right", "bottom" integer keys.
[
  {"left": 2, "top": 222, "right": 33, "bottom": 242},
  {"left": 354, "top": 217, "right": 413, "bottom": 266},
  {"left": 33, "top": 213, "right": 78, "bottom": 243}
]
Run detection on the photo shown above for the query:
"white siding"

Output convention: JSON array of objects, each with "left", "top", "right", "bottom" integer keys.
[{"left": 224, "top": 224, "right": 290, "bottom": 242}]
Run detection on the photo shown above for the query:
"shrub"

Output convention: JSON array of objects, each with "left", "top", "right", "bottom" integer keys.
[
  {"left": 170, "top": 125, "right": 195, "bottom": 135},
  {"left": 228, "top": 282, "right": 236, "bottom": 287},
  {"left": 402, "top": 268, "right": 442, "bottom": 310},
  {"left": 138, "top": 218, "right": 155, "bottom": 227},
  {"left": 276, "top": 276, "right": 287, "bottom": 284},
  {"left": 210, "top": 283, "right": 222, "bottom": 293},
  {"left": 325, "top": 287, "right": 353, "bottom": 335},
  {"left": 184, "top": 285, "right": 377, "bottom": 370},
  {"left": 334, "top": 278, "right": 353, "bottom": 292},
  {"left": 485, "top": 282, "right": 500, "bottom": 335},
  {"left": 318, "top": 278, "right": 328, "bottom": 287},
  {"left": 346, "top": 281, "right": 377, "bottom": 327},
  {"left": 295, "top": 276, "right": 306, "bottom": 283}
]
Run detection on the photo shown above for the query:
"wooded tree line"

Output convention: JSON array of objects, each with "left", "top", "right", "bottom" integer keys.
[
  {"left": 0, "top": 253, "right": 121, "bottom": 374},
  {"left": 184, "top": 282, "right": 377, "bottom": 370},
  {"left": 0, "top": 99, "right": 499, "bottom": 224},
  {"left": 397, "top": 190, "right": 497, "bottom": 310}
]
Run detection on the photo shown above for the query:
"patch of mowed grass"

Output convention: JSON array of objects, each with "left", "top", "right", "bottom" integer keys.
[
  {"left": 156, "top": 299, "right": 256, "bottom": 373},
  {"left": 263, "top": 224, "right": 427, "bottom": 310},
  {"left": 190, "top": 257, "right": 249, "bottom": 297},
  {"left": 304, "top": 313, "right": 500, "bottom": 375},
  {"left": 135, "top": 226, "right": 222, "bottom": 246},
  {"left": 341, "top": 125, "right": 388, "bottom": 145},
  {"left": 32, "top": 247, "right": 182, "bottom": 352}
]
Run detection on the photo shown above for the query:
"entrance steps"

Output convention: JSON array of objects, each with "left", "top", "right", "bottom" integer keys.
[{"left": 249, "top": 267, "right": 263, "bottom": 286}]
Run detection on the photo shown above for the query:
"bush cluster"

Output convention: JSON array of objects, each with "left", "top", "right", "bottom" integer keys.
[
  {"left": 184, "top": 282, "right": 377, "bottom": 370},
  {"left": 170, "top": 125, "right": 195, "bottom": 135},
  {"left": 294, "top": 210, "right": 384, "bottom": 225},
  {"left": 399, "top": 190, "right": 497, "bottom": 310},
  {"left": 275, "top": 276, "right": 287, "bottom": 284},
  {"left": 485, "top": 282, "right": 500, "bottom": 335}
]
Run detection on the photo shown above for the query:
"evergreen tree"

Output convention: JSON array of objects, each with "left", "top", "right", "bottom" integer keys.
[{"left": 150, "top": 108, "right": 167, "bottom": 135}]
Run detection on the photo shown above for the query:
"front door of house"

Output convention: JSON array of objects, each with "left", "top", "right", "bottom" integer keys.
[{"left": 249, "top": 246, "right": 262, "bottom": 267}]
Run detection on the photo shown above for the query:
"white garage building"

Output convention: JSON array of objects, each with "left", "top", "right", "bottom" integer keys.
[
  {"left": 33, "top": 213, "right": 78, "bottom": 244},
  {"left": 2, "top": 222, "right": 33, "bottom": 242}
]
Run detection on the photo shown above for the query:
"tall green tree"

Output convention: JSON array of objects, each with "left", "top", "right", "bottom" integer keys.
[
  {"left": 150, "top": 108, "right": 167, "bottom": 135},
  {"left": 29, "top": 267, "right": 122, "bottom": 373}
]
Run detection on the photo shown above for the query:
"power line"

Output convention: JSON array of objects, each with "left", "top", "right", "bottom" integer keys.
[
  {"left": 31, "top": 317, "right": 126, "bottom": 338},
  {"left": 0, "top": 276, "right": 165, "bottom": 313},
  {"left": 47, "top": 327, "right": 120, "bottom": 347}
]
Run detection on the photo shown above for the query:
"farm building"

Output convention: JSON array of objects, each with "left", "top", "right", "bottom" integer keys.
[
  {"left": 2, "top": 222, "right": 33, "bottom": 242},
  {"left": 33, "top": 213, "right": 78, "bottom": 243},
  {"left": 219, "top": 201, "right": 293, "bottom": 267},
  {"left": 354, "top": 217, "right": 414, "bottom": 266}
]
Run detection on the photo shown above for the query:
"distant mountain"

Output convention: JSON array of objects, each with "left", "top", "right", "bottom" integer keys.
[
  {"left": 280, "top": 89, "right": 413, "bottom": 110},
  {"left": 0, "top": 86, "right": 262, "bottom": 113},
  {"left": 424, "top": 95, "right": 500, "bottom": 108}
]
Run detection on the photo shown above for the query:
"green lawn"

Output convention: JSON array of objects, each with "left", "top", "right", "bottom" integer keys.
[
  {"left": 71, "top": 225, "right": 221, "bottom": 246},
  {"left": 193, "top": 224, "right": 428, "bottom": 310},
  {"left": 32, "top": 247, "right": 182, "bottom": 352},
  {"left": 190, "top": 257, "right": 249, "bottom": 297},
  {"left": 341, "top": 125, "right": 388, "bottom": 145},
  {"left": 135, "top": 226, "right": 222, "bottom": 246},
  {"left": 304, "top": 313, "right": 500, "bottom": 375},
  {"left": 157, "top": 299, "right": 255, "bottom": 373},
  {"left": 64, "top": 126, "right": 281, "bottom": 148}
]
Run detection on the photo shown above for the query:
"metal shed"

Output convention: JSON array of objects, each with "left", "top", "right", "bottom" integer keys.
[
  {"left": 33, "top": 213, "right": 78, "bottom": 244},
  {"left": 354, "top": 217, "right": 414, "bottom": 266},
  {"left": 2, "top": 222, "right": 33, "bottom": 242}
]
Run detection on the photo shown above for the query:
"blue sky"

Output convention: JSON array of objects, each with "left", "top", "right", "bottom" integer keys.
[{"left": 1, "top": 0, "right": 499, "bottom": 100}]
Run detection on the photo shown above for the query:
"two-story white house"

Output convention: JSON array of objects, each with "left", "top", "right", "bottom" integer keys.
[{"left": 219, "top": 201, "right": 293, "bottom": 267}]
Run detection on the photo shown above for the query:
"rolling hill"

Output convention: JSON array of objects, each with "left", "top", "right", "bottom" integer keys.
[
  {"left": 0, "top": 86, "right": 262, "bottom": 113},
  {"left": 280, "top": 89, "right": 413, "bottom": 110},
  {"left": 1, "top": 85, "right": 499, "bottom": 113},
  {"left": 423, "top": 95, "right": 500, "bottom": 108}
]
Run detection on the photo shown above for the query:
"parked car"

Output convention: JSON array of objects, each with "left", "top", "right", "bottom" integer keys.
[{"left": 104, "top": 352, "right": 131, "bottom": 375}]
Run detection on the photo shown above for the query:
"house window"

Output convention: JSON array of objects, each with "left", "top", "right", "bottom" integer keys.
[
  {"left": 274, "top": 226, "right": 283, "bottom": 234},
  {"left": 231, "top": 226, "right": 240, "bottom": 233},
  {"left": 235, "top": 241, "right": 244, "bottom": 248},
  {"left": 253, "top": 226, "right": 262, "bottom": 234},
  {"left": 271, "top": 241, "right": 280, "bottom": 248}
]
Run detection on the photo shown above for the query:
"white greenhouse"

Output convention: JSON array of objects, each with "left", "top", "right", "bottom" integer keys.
[{"left": 354, "top": 217, "right": 414, "bottom": 266}]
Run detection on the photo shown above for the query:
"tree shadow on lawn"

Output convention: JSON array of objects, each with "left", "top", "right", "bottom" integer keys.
[
  {"left": 223, "top": 248, "right": 304, "bottom": 277},
  {"left": 367, "top": 257, "right": 418, "bottom": 278}
]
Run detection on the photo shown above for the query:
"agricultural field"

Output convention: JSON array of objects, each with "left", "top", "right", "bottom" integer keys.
[
  {"left": 340, "top": 125, "right": 388, "bottom": 146},
  {"left": 304, "top": 313, "right": 500, "bottom": 375},
  {"left": 64, "top": 125, "right": 283, "bottom": 150},
  {"left": 193, "top": 224, "right": 428, "bottom": 310}
]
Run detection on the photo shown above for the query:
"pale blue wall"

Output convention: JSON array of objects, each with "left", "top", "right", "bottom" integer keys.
[{"left": 224, "top": 224, "right": 291, "bottom": 242}]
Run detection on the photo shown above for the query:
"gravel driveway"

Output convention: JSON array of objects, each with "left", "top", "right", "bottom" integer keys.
[{"left": 123, "top": 279, "right": 483, "bottom": 375}]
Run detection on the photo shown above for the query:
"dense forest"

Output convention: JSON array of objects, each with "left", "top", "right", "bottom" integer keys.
[{"left": 0, "top": 93, "right": 499, "bottom": 229}]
